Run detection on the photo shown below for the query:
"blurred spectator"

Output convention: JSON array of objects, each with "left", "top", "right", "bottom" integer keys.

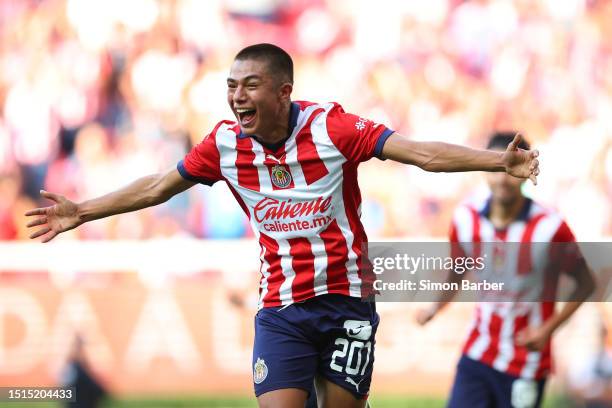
[
  {"left": 61, "top": 335, "right": 109, "bottom": 408},
  {"left": 1, "top": 0, "right": 610, "bottom": 240}
]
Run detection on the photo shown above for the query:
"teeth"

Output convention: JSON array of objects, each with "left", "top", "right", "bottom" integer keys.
[{"left": 236, "top": 108, "right": 255, "bottom": 113}]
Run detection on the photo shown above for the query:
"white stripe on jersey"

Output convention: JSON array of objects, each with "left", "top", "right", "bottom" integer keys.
[
  {"left": 466, "top": 305, "right": 493, "bottom": 361},
  {"left": 309, "top": 235, "right": 329, "bottom": 296},
  {"left": 277, "top": 239, "right": 296, "bottom": 305},
  {"left": 492, "top": 306, "right": 518, "bottom": 373},
  {"left": 250, "top": 141, "right": 274, "bottom": 192},
  {"left": 532, "top": 213, "right": 563, "bottom": 243},
  {"left": 216, "top": 124, "right": 239, "bottom": 185},
  {"left": 479, "top": 217, "right": 496, "bottom": 242},
  {"left": 521, "top": 304, "right": 543, "bottom": 379},
  {"left": 283, "top": 130, "right": 307, "bottom": 191},
  {"left": 453, "top": 206, "right": 474, "bottom": 243},
  {"left": 258, "top": 241, "right": 271, "bottom": 305}
]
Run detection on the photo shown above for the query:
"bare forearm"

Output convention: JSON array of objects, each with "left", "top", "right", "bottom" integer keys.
[
  {"left": 428, "top": 270, "right": 463, "bottom": 315},
  {"left": 544, "top": 269, "right": 595, "bottom": 334},
  {"left": 413, "top": 142, "right": 505, "bottom": 173},
  {"left": 77, "top": 174, "right": 172, "bottom": 223}
]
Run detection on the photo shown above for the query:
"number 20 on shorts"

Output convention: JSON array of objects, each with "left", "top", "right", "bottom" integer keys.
[{"left": 330, "top": 320, "right": 373, "bottom": 375}]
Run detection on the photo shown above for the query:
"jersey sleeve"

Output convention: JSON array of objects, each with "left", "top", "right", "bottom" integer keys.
[
  {"left": 177, "top": 125, "right": 223, "bottom": 186},
  {"left": 325, "top": 103, "right": 394, "bottom": 163},
  {"left": 550, "top": 220, "right": 586, "bottom": 275}
]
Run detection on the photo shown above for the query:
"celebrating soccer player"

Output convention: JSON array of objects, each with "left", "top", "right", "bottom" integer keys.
[
  {"left": 416, "top": 132, "right": 595, "bottom": 408},
  {"left": 26, "top": 45, "right": 539, "bottom": 408}
]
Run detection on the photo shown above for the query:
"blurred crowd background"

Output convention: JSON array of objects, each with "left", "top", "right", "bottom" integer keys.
[{"left": 1, "top": 0, "right": 611, "bottom": 241}]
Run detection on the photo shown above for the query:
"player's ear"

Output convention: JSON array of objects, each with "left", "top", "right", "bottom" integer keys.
[{"left": 278, "top": 82, "right": 293, "bottom": 101}]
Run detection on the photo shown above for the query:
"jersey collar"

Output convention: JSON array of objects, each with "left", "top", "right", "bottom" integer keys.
[{"left": 480, "top": 196, "right": 532, "bottom": 222}]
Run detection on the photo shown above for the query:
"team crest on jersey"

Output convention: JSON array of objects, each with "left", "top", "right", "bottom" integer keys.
[
  {"left": 253, "top": 357, "right": 268, "bottom": 384},
  {"left": 270, "top": 164, "right": 292, "bottom": 188}
]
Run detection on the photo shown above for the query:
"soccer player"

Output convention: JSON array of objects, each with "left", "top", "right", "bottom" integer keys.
[
  {"left": 416, "top": 132, "right": 595, "bottom": 408},
  {"left": 26, "top": 45, "right": 540, "bottom": 408}
]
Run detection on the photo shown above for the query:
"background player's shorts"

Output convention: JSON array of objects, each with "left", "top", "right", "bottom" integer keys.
[
  {"left": 252, "top": 294, "right": 379, "bottom": 400},
  {"left": 448, "top": 355, "right": 547, "bottom": 408}
]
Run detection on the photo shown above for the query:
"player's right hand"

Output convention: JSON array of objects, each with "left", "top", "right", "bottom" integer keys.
[
  {"left": 415, "top": 307, "right": 437, "bottom": 326},
  {"left": 24, "top": 190, "right": 81, "bottom": 243}
]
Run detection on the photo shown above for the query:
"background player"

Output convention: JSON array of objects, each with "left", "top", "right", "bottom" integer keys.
[
  {"left": 25, "top": 45, "right": 539, "bottom": 408},
  {"left": 416, "top": 132, "right": 595, "bottom": 408}
]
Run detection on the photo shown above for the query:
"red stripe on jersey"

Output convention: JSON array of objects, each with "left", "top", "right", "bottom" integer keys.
[
  {"left": 295, "top": 108, "right": 329, "bottom": 185},
  {"left": 506, "top": 313, "right": 530, "bottom": 376},
  {"left": 260, "top": 233, "right": 282, "bottom": 307},
  {"left": 469, "top": 208, "right": 481, "bottom": 257},
  {"left": 449, "top": 222, "right": 467, "bottom": 259},
  {"left": 342, "top": 162, "right": 374, "bottom": 297},
  {"left": 235, "top": 136, "right": 260, "bottom": 191},
  {"left": 551, "top": 221, "right": 576, "bottom": 243},
  {"left": 550, "top": 221, "right": 582, "bottom": 277},
  {"left": 517, "top": 213, "right": 546, "bottom": 275},
  {"left": 463, "top": 307, "right": 482, "bottom": 354},
  {"left": 494, "top": 229, "right": 508, "bottom": 241},
  {"left": 289, "top": 237, "right": 316, "bottom": 301},
  {"left": 480, "top": 312, "right": 503, "bottom": 366},
  {"left": 320, "top": 219, "right": 350, "bottom": 295}
]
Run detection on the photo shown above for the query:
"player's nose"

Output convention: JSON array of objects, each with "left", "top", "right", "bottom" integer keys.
[{"left": 233, "top": 85, "right": 247, "bottom": 104}]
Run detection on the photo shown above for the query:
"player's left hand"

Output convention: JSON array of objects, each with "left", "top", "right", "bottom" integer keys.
[
  {"left": 515, "top": 325, "right": 552, "bottom": 352},
  {"left": 502, "top": 133, "right": 539, "bottom": 185}
]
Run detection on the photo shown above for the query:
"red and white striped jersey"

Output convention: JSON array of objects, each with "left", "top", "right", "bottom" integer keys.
[
  {"left": 450, "top": 197, "right": 579, "bottom": 379},
  {"left": 178, "top": 101, "right": 393, "bottom": 309}
]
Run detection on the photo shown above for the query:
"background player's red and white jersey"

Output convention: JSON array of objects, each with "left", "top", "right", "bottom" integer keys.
[
  {"left": 450, "top": 197, "right": 580, "bottom": 380},
  {"left": 179, "top": 101, "right": 393, "bottom": 309}
]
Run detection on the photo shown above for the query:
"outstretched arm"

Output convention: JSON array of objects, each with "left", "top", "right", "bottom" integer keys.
[
  {"left": 381, "top": 133, "right": 540, "bottom": 184},
  {"left": 25, "top": 168, "right": 195, "bottom": 242}
]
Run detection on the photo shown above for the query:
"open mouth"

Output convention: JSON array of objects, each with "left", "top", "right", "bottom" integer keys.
[{"left": 236, "top": 108, "right": 257, "bottom": 127}]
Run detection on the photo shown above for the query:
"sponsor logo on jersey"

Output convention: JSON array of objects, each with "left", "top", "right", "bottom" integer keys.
[
  {"left": 254, "top": 196, "right": 332, "bottom": 223},
  {"left": 253, "top": 357, "right": 268, "bottom": 384}
]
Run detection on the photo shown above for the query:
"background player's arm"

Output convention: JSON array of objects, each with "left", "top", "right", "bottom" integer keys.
[
  {"left": 25, "top": 168, "right": 195, "bottom": 243},
  {"left": 381, "top": 133, "right": 540, "bottom": 184},
  {"left": 415, "top": 269, "right": 462, "bottom": 326}
]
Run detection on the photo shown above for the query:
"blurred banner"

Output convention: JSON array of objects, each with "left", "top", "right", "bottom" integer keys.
[{"left": 0, "top": 240, "right": 610, "bottom": 396}]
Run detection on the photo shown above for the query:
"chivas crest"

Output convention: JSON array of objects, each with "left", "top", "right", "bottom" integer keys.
[
  {"left": 253, "top": 357, "right": 268, "bottom": 384},
  {"left": 270, "top": 164, "right": 292, "bottom": 188}
]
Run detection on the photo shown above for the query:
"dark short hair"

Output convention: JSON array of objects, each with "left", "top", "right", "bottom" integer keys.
[
  {"left": 487, "top": 131, "right": 530, "bottom": 150},
  {"left": 234, "top": 43, "right": 294, "bottom": 84}
]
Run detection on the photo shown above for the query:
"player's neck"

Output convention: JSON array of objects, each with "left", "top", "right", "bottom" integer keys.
[
  {"left": 253, "top": 103, "right": 292, "bottom": 146},
  {"left": 489, "top": 195, "right": 526, "bottom": 229}
]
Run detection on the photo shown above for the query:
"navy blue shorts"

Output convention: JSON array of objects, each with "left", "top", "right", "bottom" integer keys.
[
  {"left": 252, "top": 294, "right": 379, "bottom": 399},
  {"left": 448, "top": 355, "right": 547, "bottom": 408}
]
